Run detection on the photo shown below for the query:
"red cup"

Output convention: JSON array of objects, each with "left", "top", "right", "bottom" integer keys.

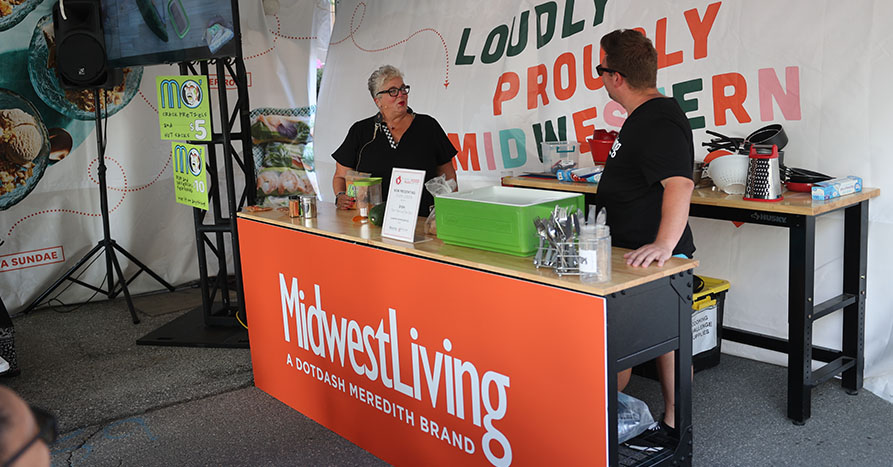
[{"left": 589, "top": 130, "right": 617, "bottom": 165}]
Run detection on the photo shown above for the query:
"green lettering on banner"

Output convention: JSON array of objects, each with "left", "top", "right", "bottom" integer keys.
[
  {"left": 506, "top": 12, "right": 530, "bottom": 57},
  {"left": 561, "top": 0, "right": 585, "bottom": 39},
  {"left": 482, "top": 25, "right": 509, "bottom": 64},
  {"left": 171, "top": 142, "right": 209, "bottom": 210},
  {"left": 532, "top": 116, "right": 567, "bottom": 163},
  {"left": 592, "top": 0, "right": 608, "bottom": 26},
  {"left": 156, "top": 75, "right": 212, "bottom": 141},
  {"left": 672, "top": 78, "right": 705, "bottom": 130},
  {"left": 535, "top": 2, "right": 557, "bottom": 49},
  {"left": 499, "top": 129, "right": 527, "bottom": 169},
  {"left": 456, "top": 28, "right": 476, "bottom": 65}
]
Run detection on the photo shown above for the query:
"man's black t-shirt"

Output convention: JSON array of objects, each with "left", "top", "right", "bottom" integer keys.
[
  {"left": 595, "top": 97, "right": 696, "bottom": 257},
  {"left": 332, "top": 113, "right": 457, "bottom": 217}
]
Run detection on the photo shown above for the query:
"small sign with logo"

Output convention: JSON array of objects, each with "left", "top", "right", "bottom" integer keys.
[
  {"left": 171, "top": 142, "right": 209, "bottom": 210},
  {"left": 156, "top": 75, "right": 211, "bottom": 141},
  {"left": 381, "top": 168, "right": 425, "bottom": 242}
]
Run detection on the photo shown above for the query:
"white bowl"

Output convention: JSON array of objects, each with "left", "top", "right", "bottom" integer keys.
[{"left": 706, "top": 155, "right": 749, "bottom": 195}]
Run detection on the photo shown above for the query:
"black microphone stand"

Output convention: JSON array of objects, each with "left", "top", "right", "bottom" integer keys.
[{"left": 23, "top": 89, "right": 174, "bottom": 321}]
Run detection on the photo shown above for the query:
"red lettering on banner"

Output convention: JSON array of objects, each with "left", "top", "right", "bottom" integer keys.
[
  {"left": 713, "top": 72, "right": 751, "bottom": 125},
  {"left": 582, "top": 44, "right": 604, "bottom": 91},
  {"left": 492, "top": 72, "right": 519, "bottom": 116},
  {"left": 0, "top": 246, "right": 65, "bottom": 273},
  {"left": 603, "top": 100, "right": 627, "bottom": 128},
  {"left": 572, "top": 107, "right": 598, "bottom": 154},
  {"left": 527, "top": 64, "right": 549, "bottom": 110},
  {"left": 483, "top": 132, "right": 496, "bottom": 170},
  {"left": 759, "top": 67, "right": 801, "bottom": 121},
  {"left": 685, "top": 2, "right": 722, "bottom": 60},
  {"left": 447, "top": 133, "right": 481, "bottom": 171},
  {"left": 209, "top": 72, "right": 253, "bottom": 90},
  {"left": 553, "top": 52, "right": 576, "bottom": 101},
  {"left": 655, "top": 18, "right": 683, "bottom": 69}
]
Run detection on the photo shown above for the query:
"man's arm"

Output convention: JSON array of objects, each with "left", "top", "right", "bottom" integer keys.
[{"left": 624, "top": 175, "right": 694, "bottom": 267}]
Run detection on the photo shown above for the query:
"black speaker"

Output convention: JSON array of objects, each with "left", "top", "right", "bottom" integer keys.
[{"left": 52, "top": 0, "right": 120, "bottom": 89}]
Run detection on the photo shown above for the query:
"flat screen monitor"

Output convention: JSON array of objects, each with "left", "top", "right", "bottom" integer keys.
[{"left": 102, "top": 0, "right": 237, "bottom": 68}]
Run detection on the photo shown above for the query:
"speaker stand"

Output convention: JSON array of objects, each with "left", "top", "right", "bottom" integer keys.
[{"left": 23, "top": 90, "right": 174, "bottom": 321}]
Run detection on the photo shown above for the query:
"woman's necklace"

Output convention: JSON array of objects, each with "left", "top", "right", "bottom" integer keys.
[{"left": 386, "top": 113, "right": 412, "bottom": 132}]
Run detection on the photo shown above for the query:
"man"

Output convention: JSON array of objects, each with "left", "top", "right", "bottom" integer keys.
[
  {"left": 0, "top": 386, "right": 52, "bottom": 466},
  {"left": 595, "top": 29, "right": 696, "bottom": 433}
]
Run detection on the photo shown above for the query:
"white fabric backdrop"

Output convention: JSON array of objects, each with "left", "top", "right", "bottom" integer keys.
[
  {"left": 0, "top": 1, "right": 330, "bottom": 307},
  {"left": 313, "top": 0, "right": 893, "bottom": 403}
]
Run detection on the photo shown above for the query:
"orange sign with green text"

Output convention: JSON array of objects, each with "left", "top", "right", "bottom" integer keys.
[{"left": 239, "top": 218, "right": 609, "bottom": 466}]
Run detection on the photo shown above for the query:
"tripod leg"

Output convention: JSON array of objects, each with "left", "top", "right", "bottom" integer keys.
[
  {"left": 109, "top": 248, "right": 140, "bottom": 324},
  {"left": 22, "top": 242, "right": 105, "bottom": 313},
  {"left": 111, "top": 242, "right": 175, "bottom": 291}
]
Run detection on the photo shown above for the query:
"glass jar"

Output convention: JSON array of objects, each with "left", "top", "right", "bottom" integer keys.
[
  {"left": 578, "top": 224, "right": 611, "bottom": 283},
  {"left": 354, "top": 177, "right": 382, "bottom": 217}
]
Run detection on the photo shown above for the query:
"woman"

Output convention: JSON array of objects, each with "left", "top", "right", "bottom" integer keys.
[{"left": 332, "top": 65, "right": 457, "bottom": 217}]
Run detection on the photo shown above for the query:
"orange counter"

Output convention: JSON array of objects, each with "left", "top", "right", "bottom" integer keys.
[{"left": 238, "top": 205, "right": 697, "bottom": 466}]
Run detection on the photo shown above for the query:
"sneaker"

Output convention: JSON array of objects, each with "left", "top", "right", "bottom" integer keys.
[
  {"left": 0, "top": 327, "right": 19, "bottom": 377},
  {"left": 623, "top": 424, "right": 667, "bottom": 453},
  {"left": 645, "top": 418, "right": 678, "bottom": 438}
]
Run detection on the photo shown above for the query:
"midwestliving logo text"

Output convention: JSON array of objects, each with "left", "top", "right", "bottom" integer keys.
[{"left": 279, "top": 273, "right": 512, "bottom": 467}]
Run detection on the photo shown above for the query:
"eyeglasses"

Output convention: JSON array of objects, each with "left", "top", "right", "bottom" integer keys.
[
  {"left": 2, "top": 406, "right": 58, "bottom": 467},
  {"left": 596, "top": 65, "right": 626, "bottom": 78},
  {"left": 376, "top": 85, "right": 410, "bottom": 97}
]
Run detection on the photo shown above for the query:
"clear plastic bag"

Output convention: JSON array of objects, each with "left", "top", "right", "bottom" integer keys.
[
  {"left": 618, "top": 392, "right": 655, "bottom": 443},
  {"left": 423, "top": 175, "right": 457, "bottom": 235}
]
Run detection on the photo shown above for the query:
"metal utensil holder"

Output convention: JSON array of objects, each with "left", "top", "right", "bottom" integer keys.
[{"left": 537, "top": 241, "right": 583, "bottom": 276}]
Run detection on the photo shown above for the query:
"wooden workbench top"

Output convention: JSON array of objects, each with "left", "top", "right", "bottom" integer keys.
[
  {"left": 502, "top": 175, "right": 880, "bottom": 216},
  {"left": 238, "top": 204, "right": 698, "bottom": 297}
]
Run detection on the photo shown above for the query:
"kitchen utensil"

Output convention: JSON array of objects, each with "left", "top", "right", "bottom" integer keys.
[
  {"left": 785, "top": 167, "right": 832, "bottom": 184},
  {"left": 742, "top": 124, "right": 788, "bottom": 153},
  {"left": 300, "top": 194, "right": 318, "bottom": 218},
  {"left": 785, "top": 181, "right": 813, "bottom": 193},
  {"left": 288, "top": 195, "right": 301, "bottom": 217},
  {"left": 589, "top": 129, "right": 617, "bottom": 164},
  {"left": 702, "top": 130, "right": 745, "bottom": 153},
  {"left": 706, "top": 154, "right": 749, "bottom": 194},
  {"left": 544, "top": 218, "right": 561, "bottom": 266},
  {"left": 533, "top": 217, "right": 548, "bottom": 267},
  {"left": 743, "top": 144, "right": 784, "bottom": 202},
  {"left": 703, "top": 149, "right": 733, "bottom": 164}
]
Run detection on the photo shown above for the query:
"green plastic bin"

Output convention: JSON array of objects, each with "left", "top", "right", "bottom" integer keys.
[{"left": 434, "top": 186, "right": 584, "bottom": 256}]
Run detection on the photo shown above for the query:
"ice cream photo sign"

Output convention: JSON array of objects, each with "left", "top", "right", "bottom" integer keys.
[{"left": 156, "top": 75, "right": 211, "bottom": 141}]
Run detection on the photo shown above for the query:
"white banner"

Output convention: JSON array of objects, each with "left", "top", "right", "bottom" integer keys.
[
  {"left": 0, "top": 1, "right": 330, "bottom": 309},
  {"left": 314, "top": 0, "right": 893, "bottom": 403}
]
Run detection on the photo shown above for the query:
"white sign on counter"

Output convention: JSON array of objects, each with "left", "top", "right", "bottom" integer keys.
[{"left": 381, "top": 168, "right": 425, "bottom": 242}]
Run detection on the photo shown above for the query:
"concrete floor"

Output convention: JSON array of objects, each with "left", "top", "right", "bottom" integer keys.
[{"left": 3, "top": 287, "right": 892, "bottom": 466}]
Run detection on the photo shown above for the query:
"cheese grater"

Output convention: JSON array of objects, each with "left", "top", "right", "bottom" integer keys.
[{"left": 743, "top": 144, "right": 784, "bottom": 202}]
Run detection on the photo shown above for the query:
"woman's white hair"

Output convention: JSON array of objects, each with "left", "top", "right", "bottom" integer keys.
[{"left": 367, "top": 65, "right": 403, "bottom": 98}]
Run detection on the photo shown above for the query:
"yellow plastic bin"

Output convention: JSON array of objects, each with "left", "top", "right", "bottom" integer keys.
[
  {"left": 692, "top": 275, "right": 730, "bottom": 372},
  {"left": 633, "top": 275, "right": 730, "bottom": 379}
]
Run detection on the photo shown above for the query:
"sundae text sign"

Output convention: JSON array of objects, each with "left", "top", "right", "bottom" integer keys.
[
  {"left": 156, "top": 75, "right": 212, "bottom": 141},
  {"left": 239, "top": 219, "right": 610, "bottom": 466}
]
